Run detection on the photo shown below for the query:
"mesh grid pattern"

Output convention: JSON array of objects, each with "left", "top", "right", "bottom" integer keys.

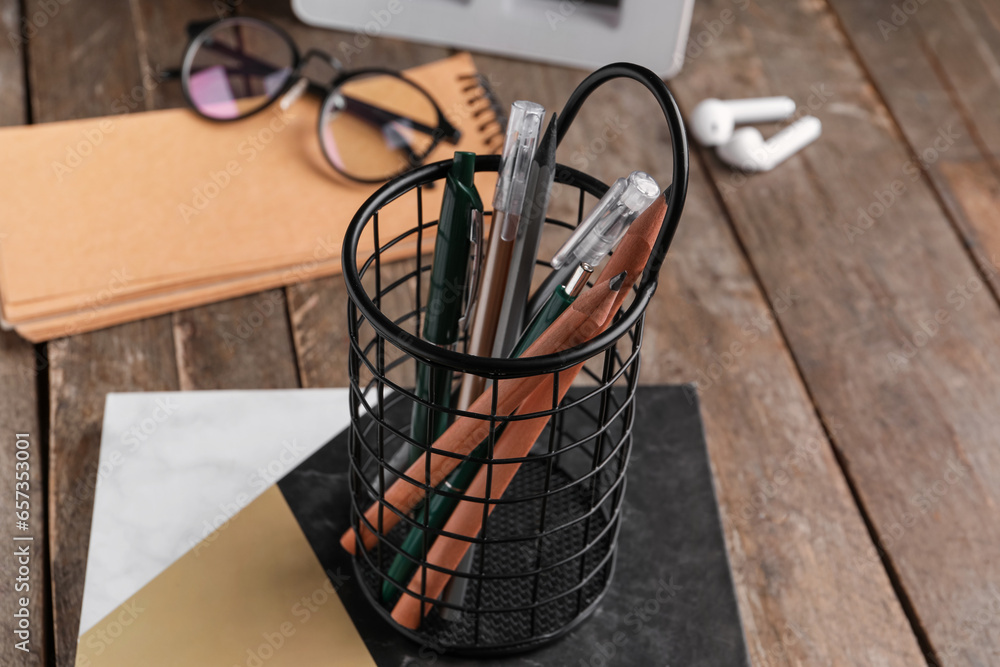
[{"left": 344, "top": 161, "right": 646, "bottom": 654}]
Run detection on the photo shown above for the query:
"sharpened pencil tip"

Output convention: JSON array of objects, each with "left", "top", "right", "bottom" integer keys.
[{"left": 609, "top": 271, "right": 627, "bottom": 291}]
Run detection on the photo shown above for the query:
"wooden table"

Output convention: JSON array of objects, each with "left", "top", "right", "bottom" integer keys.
[{"left": 2, "top": 0, "right": 998, "bottom": 665}]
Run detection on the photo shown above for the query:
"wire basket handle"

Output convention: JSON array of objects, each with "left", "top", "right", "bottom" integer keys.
[
  {"left": 553, "top": 63, "right": 689, "bottom": 298},
  {"left": 341, "top": 64, "right": 689, "bottom": 377}
]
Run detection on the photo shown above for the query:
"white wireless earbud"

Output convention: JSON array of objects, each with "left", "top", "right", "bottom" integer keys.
[
  {"left": 690, "top": 96, "right": 797, "bottom": 146},
  {"left": 715, "top": 116, "right": 822, "bottom": 172}
]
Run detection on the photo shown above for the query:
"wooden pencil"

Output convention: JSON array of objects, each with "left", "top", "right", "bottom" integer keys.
[
  {"left": 341, "top": 271, "right": 627, "bottom": 554},
  {"left": 390, "top": 195, "right": 668, "bottom": 627},
  {"left": 391, "top": 369, "right": 573, "bottom": 628}
]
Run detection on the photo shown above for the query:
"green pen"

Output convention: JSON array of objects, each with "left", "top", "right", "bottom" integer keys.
[
  {"left": 382, "top": 170, "right": 661, "bottom": 604},
  {"left": 407, "top": 152, "right": 483, "bottom": 462},
  {"left": 512, "top": 170, "right": 661, "bottom": 358}
]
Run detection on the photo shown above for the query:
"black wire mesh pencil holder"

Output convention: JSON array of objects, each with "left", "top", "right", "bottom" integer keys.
[{"left": 341, "top": 63, "right": 689, "bottom": 655}]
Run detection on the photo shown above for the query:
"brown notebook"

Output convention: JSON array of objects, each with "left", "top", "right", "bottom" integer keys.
[{"left": 0, "top": 52, "right": 501, "bottom": 341}]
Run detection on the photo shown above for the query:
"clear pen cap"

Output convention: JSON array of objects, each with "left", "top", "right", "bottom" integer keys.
[
  {"left": 551, "top": 171, "right": 660, "bottom": 270},
  {"left": 493, "top": 101, "right": 545, "bottom": 237}
]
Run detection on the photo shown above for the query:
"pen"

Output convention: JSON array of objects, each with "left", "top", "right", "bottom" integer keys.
[
  {"left": 493, "top": 113, "right": 558, "bottom": 357},
  {"left": 524, "top": 182, "right": 672, "bottom": 322},
  {"left": 390, "top": 272, "right": 629, "bottom": 629},
  {"left": 511, "top": 171, "right": 660, "bottom": 358},
  {"left": 456, "top": 100, "right": 545, "bottom": 409},
  {"left": 408, "top": 151, "right": 484, "bottom": 461},
  {"left": 383, "top": 253, "right": 551, "bottom": 602},
  {"left": 341, "top": 266, "right": 631, "bottom": 555},
  {"left": 343, "top": 196, "right": 670, "bottom": 558},
  {"left": 436, "top": 114, "right": 558, "bottom": 613},
  {"left": 381, "top": 436, "right": 493, "bottom": 602},
  {"left": 392, "top": 194, "right": 671, "bottom": 629},
  {"left": 383, "top": 107, "right": 545, "bottom": 601}
]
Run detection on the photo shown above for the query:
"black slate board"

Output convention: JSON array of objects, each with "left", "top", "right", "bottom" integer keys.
[{"left": 278, "top": 385, "right": 749, "bottom": 666}]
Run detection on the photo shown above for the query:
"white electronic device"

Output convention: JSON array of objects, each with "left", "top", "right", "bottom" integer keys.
[
  {"left": 291, "top": 0, "right": 696, "bottom": 77},
  {"left": 715, "top": 116, "right": 823, "bottom": 173},
  {"left": 689, "top": 97, "right": 797, "bottom": 146}
]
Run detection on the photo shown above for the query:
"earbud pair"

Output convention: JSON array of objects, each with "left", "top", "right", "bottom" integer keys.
[{"left": 690, "top": 97, "right": 821, "bottom": 172}]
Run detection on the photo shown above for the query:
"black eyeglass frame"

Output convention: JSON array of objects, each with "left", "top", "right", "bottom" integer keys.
[{"left": 179, "top": 16, "right": 462, "bottom": 183}]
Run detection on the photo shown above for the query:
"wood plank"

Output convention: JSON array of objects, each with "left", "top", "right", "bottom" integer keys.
[
  {"left": 670, "top": 0, "right": 1000, "bottom": 664},
  {"left": 172, "top": 289, "right": 299, "bottom": 390},
  {"left": 824, "top": 0, "right": 1000, "bottom": 300},
  {"left": 0, "top": 4, "right": 49, "bottom": 664},
  {"left": 910, "top": 0, "right": 1000, "bottom": 155},
  {"left": 23, "top": 2, "right": 184, "bottom": 665},
  {"left": 472, "top": 54, "right": 925, "bottom": 666}
]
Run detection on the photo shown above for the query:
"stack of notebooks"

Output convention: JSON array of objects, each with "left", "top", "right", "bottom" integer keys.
[{"left": 0, "top": 53, "right": 501, "bottom": 342}]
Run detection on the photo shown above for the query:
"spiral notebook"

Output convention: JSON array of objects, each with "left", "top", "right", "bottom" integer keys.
[{"left": 0, "top": 52, "right": 503, "bottom": 341}]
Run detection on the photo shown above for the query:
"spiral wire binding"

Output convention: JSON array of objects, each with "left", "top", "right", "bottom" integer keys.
[{"left": 459, "top": 72, "right": 507, "bottom": 151}]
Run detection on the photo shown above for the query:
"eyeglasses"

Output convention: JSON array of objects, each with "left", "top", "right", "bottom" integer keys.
[{"left": 179, "top": 17, "right": 462, "bottom": 183}]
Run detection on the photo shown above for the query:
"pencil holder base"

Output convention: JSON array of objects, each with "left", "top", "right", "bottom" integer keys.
[{"left": 355, "top": 455, "right": 618, "bottom": 654}]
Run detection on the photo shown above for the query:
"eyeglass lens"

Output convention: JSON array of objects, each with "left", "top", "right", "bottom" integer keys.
[
  {"left": 320, "top": 73, "right": 442, "bottom": 182},
  {"left": 186, "top": 19, "right": 295, "bottom": 120}
]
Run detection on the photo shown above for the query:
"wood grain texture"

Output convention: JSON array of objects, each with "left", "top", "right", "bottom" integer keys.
[
  {"left": 24, "top": 1, "right": 187, "bottom": 664},
  {"left": 0, "top": 4, "right": 49, "bottom": 665},
  {"left": 825, "top": 0, "right": 1000, "bottom": 299},
  {"left": 0, "top": 340, "right": 46, "bottom": 667},
  {"left": 457, "top": 52, "right": 925, "bottom": 665},
  {"left": 671, "top": 0, "right": 1000, "bottom": 664}
]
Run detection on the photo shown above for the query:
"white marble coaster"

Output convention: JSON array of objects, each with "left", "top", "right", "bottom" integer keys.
[{"left": 78, "top": 388, "right": 352, "bottom": 636}]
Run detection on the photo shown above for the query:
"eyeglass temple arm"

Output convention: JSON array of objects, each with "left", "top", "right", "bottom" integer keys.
[
  {"left": 334, "top": 97, "right": 420, "bottom": 164},
  {"left": 186, "top": 20, "right": 217, "bottom": 38},
  {"left": 163, "top": 37, "right": 289, "bottom": 80},
  {"left": 340, "top": 96, "right": 460, "bottom": 144}
]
